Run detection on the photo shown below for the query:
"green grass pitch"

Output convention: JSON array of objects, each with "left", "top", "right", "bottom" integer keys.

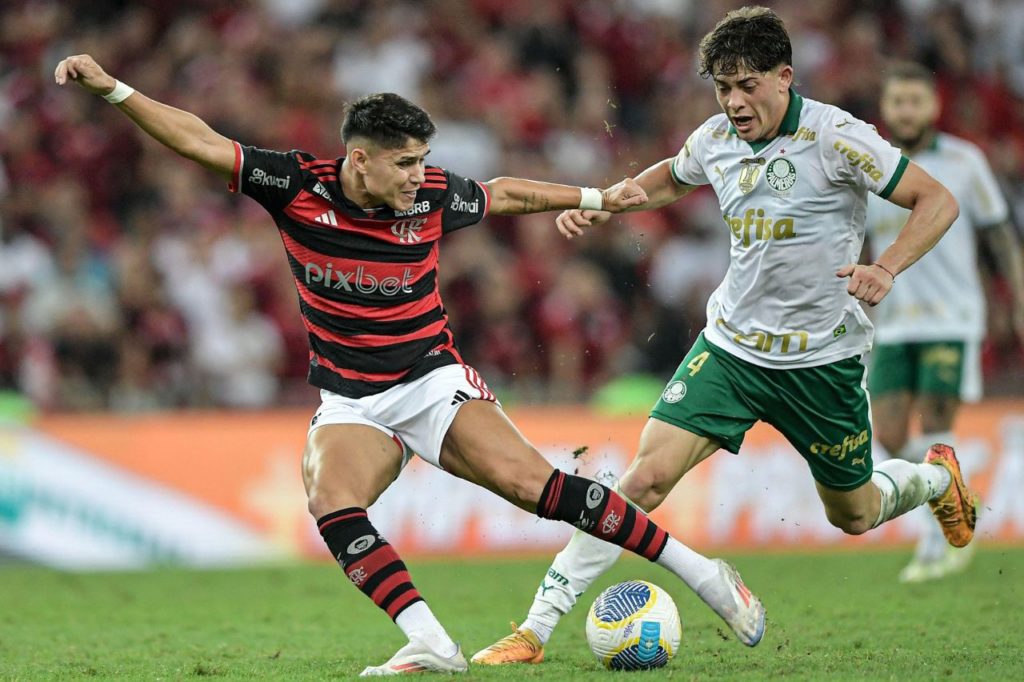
[{"left": 1, "top": 547, "right": 1021, "bottom": 680}]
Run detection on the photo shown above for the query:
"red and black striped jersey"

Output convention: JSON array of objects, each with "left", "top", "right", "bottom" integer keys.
[{"left": 229, "top": 142, "right": 491, "bottom": 398}]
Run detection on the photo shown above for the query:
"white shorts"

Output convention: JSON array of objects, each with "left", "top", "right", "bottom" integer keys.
[{"left": 307, "top": 364, "right": 498, "bottom": 469}]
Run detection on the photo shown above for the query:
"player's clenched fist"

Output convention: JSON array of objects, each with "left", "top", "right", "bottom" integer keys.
[
  {"left": 54, "top": 54, "right": 116, "bottom": 96},
  {"left": 836, "top": 262, "right": 895, "bottom": 306},
  {"left": 555, "top": 177, "right": 647, "bottom": 239},
  {"left": 601, "top": 177, "right": 648, "bottom": 213}
]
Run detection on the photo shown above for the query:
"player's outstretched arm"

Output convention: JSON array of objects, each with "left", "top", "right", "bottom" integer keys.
[
  {"left": 555, "top": 158, "right": 696, "bottom": 239},
  {"left": 54, "top": 54, "right": 236, "bottom": 180},
  {"left": 837, "top": 162, "right": 958, "bottom": 306},
  {"left": 483, "top": 177, "right": 648, "bottom": 216}
]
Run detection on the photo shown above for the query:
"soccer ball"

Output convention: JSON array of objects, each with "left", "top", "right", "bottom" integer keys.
[{"left": 585, "top": 580, "right": 682, "bottom": 670}]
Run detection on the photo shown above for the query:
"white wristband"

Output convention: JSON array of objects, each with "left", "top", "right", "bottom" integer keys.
[
  {"left": 102, "top": 80, "right": 135, "bottom": 104},
  {"left": 579, "top": 187, "right": 603, "bottom": 211}
]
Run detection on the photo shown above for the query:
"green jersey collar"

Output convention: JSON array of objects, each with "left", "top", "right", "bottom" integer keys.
[{"left": 729, "top": 88, "right": 804, "bottom": 154}]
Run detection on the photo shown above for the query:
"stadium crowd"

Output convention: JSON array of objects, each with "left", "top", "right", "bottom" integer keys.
[{"left": 1, "top": 0, "right": 1023, "bottom": 410}]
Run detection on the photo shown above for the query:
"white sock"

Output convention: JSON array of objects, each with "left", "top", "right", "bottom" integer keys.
[
  {"left": 872, "top": 458, "right": 951, "bottom": 528},
  {"left": 395, "top": 601, "right": 458, "bottom": 657},
  {"left": 653, "top": 537, "right": 721, "bottom": 592},
  {"left": 522, "top": 529, "right": 622, "bottom": 644}
]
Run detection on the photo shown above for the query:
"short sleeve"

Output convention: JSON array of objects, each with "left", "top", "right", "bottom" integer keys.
[
  {"left": 670, "top": 128, "right": 709, "bottom": 187},
  {"left": 963, "top": 145, "right": 1009, "bottom": 229},
  {"left": 229, "top": 142, "right": 304, "bottom": 212},
  {"left": 440, "top": 169, "right": 490, "bottom": 233},
  {"left": 822, "top": 119, "right": 907, "bottom": 199}
]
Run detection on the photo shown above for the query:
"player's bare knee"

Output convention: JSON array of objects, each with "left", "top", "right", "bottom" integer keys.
[
  {"left": 307, "top": 490, "right": 334, "bottom": 520},
  {"left": 490, "top": 459, "right": 549, "bottom": 511},
  {"left": 306, "top": 479, "right": 364, "bottom": 519},
  {"left": 619, "top": 469, "right": 671, "bottom": 513},
  {"left": 825, "top": 509, "right": 872, "bottom": 535}
]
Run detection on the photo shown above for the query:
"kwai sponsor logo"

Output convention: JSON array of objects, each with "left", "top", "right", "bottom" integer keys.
[
  {"left": 449, "top": 193, "right": 479, "bottom": 213},
  {"left": 249, "top": 168, "right": 291, "bottom": 188}
]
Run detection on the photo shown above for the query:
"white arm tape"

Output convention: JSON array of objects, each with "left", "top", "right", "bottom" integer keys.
[
  {"left": 103, "top": 80, "right": 135, "bottom": 104},
  {"left": 578, "top": 187, "right": 603, "bottom": 211}
]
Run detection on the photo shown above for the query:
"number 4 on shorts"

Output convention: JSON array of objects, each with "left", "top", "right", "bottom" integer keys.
[{"left": 687, "top": 351, "right": 710, "bottom": 376}]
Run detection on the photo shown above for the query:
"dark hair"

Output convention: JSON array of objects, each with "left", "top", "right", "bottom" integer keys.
[
  {"left": 340, "top": 93, "right": 437, "bottom": 149},
  {"left": 881, "top": 61, "right": 936, "bottom": 90},
  {"left": 698, "top": 6, "right": 792, "bottom": 79}
]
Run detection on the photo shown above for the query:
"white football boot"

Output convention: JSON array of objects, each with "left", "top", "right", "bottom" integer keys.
[
  {"left": 360, "top": 641, "right": 468, "bottom": 676},
  {"left": 695, "top": 559, "right": 766, "bottom": 647}
]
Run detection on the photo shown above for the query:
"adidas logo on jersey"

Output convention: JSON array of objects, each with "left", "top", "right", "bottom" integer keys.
[
  {"left": 450, "top": 390, "right": 472, "bottom": 406},
  {"left": 314, "top": 210, "right": 338, "bottom": 226}
]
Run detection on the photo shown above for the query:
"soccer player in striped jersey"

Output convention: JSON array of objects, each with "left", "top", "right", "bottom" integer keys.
[
  {"left": 473, "top": 6, "right": 977, "bottom": 666},
  {"left": 55, "top": 54, "right": 766, "bottom": 676},
  {"left": 865, "top": 62, "right": 1024, "bottom": 583}
]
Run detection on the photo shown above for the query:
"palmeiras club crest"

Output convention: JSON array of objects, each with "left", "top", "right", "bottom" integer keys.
[{"left": 766, "top": 157, "right": 797, "bottom": 196}]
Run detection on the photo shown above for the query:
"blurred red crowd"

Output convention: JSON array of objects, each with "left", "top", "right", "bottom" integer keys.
[{"left": 1, "top": 0, "right": 1021, "bottom": 410}]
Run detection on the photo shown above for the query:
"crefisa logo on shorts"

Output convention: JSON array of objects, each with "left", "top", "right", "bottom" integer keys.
[{"left": 662, "top": 381, "right": 687, "bottom": 403}]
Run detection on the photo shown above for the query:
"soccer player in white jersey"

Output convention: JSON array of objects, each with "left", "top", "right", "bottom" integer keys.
[
  {"left": 473, "top": 6, "right": 975, "bottom": 664},
  {"left": 865, "top": 62, "right": 1024, "bottom": 583}
]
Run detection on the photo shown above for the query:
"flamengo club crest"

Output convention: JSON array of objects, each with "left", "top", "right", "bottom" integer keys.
[
  {"left": 738, "top": 157, "right": 766, "bottom": 194},
  {"left": 766, "top": 157, "right": 797, "bottom": 196},
  {"left": 391, "top": 217, "right": 427, "bottom": 244}
]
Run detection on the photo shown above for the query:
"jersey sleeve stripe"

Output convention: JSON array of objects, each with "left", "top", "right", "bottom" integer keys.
[
  {"left": 300, "top": 159, "right": 337, "bottom": 171},
  {"left": 879, "top": 155, "right": 910, "bottom": 199},
  {"left": 669, "top": 159, "right": 686, "bottom": 186},
  {"left": 228, "top": 141, "right": 243, "bottom": 192}
]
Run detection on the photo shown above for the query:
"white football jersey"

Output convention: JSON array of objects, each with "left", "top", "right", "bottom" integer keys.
[
  {"left": 866, "top": 133, "right": 1008, "bottom": 343},
  {"left": 672, "top": 92, "right": 907, "bottom": 368}
]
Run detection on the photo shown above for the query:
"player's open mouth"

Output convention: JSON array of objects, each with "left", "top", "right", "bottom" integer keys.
[
  {"left": 733, "top": 115, "right": 754, "bottom": 132},
  {"left": 401, "top": 190, "right": 417, "bottom": 200}
]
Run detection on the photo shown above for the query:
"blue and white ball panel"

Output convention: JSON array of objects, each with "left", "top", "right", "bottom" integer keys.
[
  {"left": 609, "top": 621, "right": 671, "bottom": 670},
  {"left": 590, "top": 580, "right": 655, "bottom": 627}
]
